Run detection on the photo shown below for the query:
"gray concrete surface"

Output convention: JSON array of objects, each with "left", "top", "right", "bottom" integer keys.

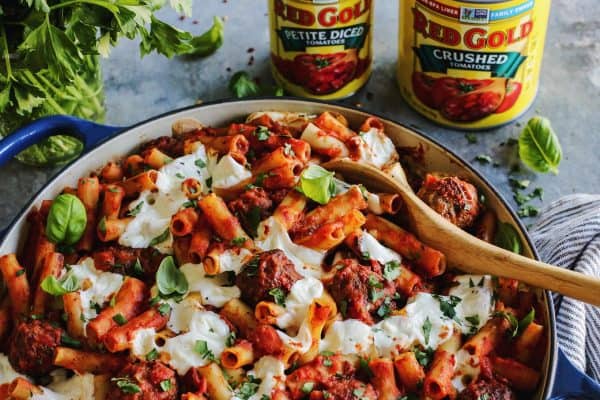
[{"left": 0, "top": 0, "right": 598, "bottom": 230}]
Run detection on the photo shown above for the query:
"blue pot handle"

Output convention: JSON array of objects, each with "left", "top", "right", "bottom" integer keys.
[
  {"left": 550, "top": 348, "right": 600, "bottom": 399},
  {"left": 0, "top": 115, "right": 123, "bottom": 167}
]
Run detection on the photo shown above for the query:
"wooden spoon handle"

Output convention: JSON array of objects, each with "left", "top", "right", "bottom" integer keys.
[{"left": 324, "top": 159, "right": 600, "bottom": 306}]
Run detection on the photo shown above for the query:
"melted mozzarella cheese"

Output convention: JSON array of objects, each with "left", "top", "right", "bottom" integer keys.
[
  {"left": 0, "top": 353, "right": 24, "bottom": 384},
  {"left": 255, "top": 217, "right": 326, "bottom": 278},
  {"left": 276, "top": 277, "right": 323, "bottom": 329},
  {"left": 359, "top": 231, "right": 402, "bottom": 265},
  {"left": 277, "top": 321, "right": 313, "bottom": 355},
  {"left": 449, "top": 275, "right": 494, "bottom": 335},
  {"left": 68, "top": 258, "right": 124, "bottom": 325},
  {"left": 218, "top": 248, "right": 253, "bottom": 274},
  {"left": 452, "top": 349, "right": 482, "bottom": 392},
  {"left": 209, "top": 154, "right": 252, "bottom": 189},
  {"left": 119, "top": 145, "right": 210, "bottom": 253},
  {"left": 161, "top": 310, "right": 230, "bottom": 375},
  {"left": 244, "top": 356, "right": 286, "bottom": 400},
  {"left": 357, "top": 128, "right": 397, "bottom": 168},
  {"left": 131, "top": 328, "right": 158, "bottom": 357},
  {"left": 320, "top": 319, "right": 374, "bottom": 356},
  {"left": 373, "top": 293, "right": 455, "bottom": 357},
  {"left": 165, "top": 295, "right": 204, "bottom": 333},
  {"left": 181, "top": 263, "right": 240, "bottom": 307}
]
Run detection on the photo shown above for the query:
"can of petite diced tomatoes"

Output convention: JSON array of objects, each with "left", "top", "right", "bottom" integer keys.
[
  {"left": 269, "top": 0, "right": 374, "bottom": 99},
  {"left": 398, "top": 0, "right": 551, "bottom": 129}
]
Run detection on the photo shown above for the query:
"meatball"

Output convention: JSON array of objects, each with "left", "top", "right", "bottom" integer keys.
[
  {"left": 107, "top": 361, "right": 178, "bottom": 400},
  {"left": 8, "top": 319, "right": 62, "bottom": 376},
  {"left": 325, "top": 259, "right": 396, "bottom": 325},
  {"left": 236, "top": 250, "right": 301, "bottom": 307},
  {"left": 417, "top": 174, "right": 481, "bottom": 228},
  {"left": 228, "top": 187, "right": 273, "bottom": 234},
  {"left": 92, "top": 245, "right": 163, "bottom": 281},
  {"left": 457, "top": 379, "right": 516, "bottom": 400}
]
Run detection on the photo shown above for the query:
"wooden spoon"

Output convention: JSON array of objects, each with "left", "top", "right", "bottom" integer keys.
[{"left": 324, "top": 159, "right": 600, "bottom": 306}]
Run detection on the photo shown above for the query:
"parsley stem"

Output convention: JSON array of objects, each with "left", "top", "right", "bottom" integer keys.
[
  {"left": 0, "top": 25, "right": 13, "bottom": 80},
  {"left": 21, "top": 70, "right": 68, "bottom": 114}
]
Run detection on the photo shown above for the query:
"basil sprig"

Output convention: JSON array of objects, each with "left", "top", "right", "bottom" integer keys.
[
  {"left": 156, "top": 256, "right": 188, "bottom": 298},
  {"left": 297, "top": 165, "right": 336, "bottom": 205},
  {"left": 518, "top": 117, "right": 562, "bottom": 174},
  {"left": 46, "top": 194, "right": 87, "bottom": 245}
]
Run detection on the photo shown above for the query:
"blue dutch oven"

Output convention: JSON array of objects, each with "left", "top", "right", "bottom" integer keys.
[{"left": 0, "top": 98, "right": 598, "bottom": 399}]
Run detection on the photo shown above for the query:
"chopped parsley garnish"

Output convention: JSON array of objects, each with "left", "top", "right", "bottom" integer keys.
[
  {"left": 132, "top": 258, "right": 144, "bottom": 277},
  {"left": 194, "top": 340, "right": 215, "bottom": 361},
  {"left": 269, "top": 287, "right": 286, "bottom": 307},
  {"left": 231, "top": 237, "right": 247, "bottom": 246},
  {"left": 175, "top": 172, "right": 185, "bottom": 179},
  {"left": 422, "top": 317, "right": 432, "bottom": 345},
  {"left": 183, "top": 200, "right": 197, "bottom": 209},
  {"left": 254, "top": 172, "right": 267, "bottom": 187},
  {"left": 358, "top": 356, "right": 373, "bottom": 378},
  {"left": 465, "top": 315, "right": 480, "bottom": 332},
  {"left": 283, "top": 143, "right": 295, "bottom": 157},
  {"left": 61, "top": 333, "right": 81, "bottom": 348},
  {"left": 301, "top": 382, "right": 314, "bottom": 394},
  {"left": 112, "top": 378, "right": 141, "bottom": 394},
  {"left": 149, "top": 228, "right": 170, "bottom": 247},
  {"left": 376, "top": 297, "right": 392, "bottom": 318},
  {"left": 383, "top": 260, "right": 401, "bottom": 281},
  {"left": 112, "top": 313, "right": 127, "bottom": 326},
  {"left": 195, "top": 158, "right": 207, "bottom": 168},
  {"left": 146, "top": 348, "right": 159, "bottom": 361},
  {"left": 433, "top": 295, "right": 462, "bottom": 321},
  {"left": 15, "top": 269, "right": 25, "bottom": 277},
  {"left": 205, "top": 177, "right": 213, "bottom": 189},
  {"left": 236, "top": 376, "right": 261, "bottom": 400},
  {"left": 98, "top": 216, "right": 107, "bottom": 235},
  {"left": 226, "top": 332, "right": 237, "bottom": 347},
  {"left": 159, "top": 379, "right": 172, "bottom": 392},
  {"left": 474, "top": 154, "right": 493, "bottom": 164},
  {"left": 361, "top": 251, "right": 371, "bottom": 261},
  {"left": 413, "top": 347, "right": 434, "bottom": 367},
  {"left": 465, "top": 133, "right": 478, "bottom": 144},
  {"left": 339, "top": 300, "right": 348, "bottom": 317},
  {"left": 244, "top": 256, "right": 260, "bottom": 277},
  {"left": 254, "top": 126, "right": 271, "bottom": 141}
]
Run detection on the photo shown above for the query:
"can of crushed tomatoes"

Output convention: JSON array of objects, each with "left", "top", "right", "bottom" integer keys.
[
  {"left": 269, "top": 0, "right": 373, "bottom": 99},
  {"left": 398, "top": 0, "right": 551, "bottom": 129}
]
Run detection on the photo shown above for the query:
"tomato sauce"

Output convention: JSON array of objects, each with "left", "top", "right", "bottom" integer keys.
[
  {"left": 398, "top": 0, "right": 551, "bottom": 129},
  {"left": 269, "top": 0, "right": 374, "bottom": 99}
]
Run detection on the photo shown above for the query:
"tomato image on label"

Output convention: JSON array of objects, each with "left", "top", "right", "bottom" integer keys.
[
  {"left": 495, "top": 80, "right": 523, "bottom": 114},
  {"left": 397, "top": 0, "right": 551, "bottom": 129},
  {"left": 273, "top": 50, "right": 366, "bottom": 95}
]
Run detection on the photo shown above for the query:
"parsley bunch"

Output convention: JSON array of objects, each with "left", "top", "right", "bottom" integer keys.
[{"left": 0, "top": 1, "right": 223, "bottom": 166}]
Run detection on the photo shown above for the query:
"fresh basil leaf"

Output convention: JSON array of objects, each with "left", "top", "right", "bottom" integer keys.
[
  {"left": 518, "top": 117, "right": 562, "bottom": 174},
  {"left": 156, "top": 256, "right": 188, "bottom": 297},
  {"left": 494, "top": 222, "right": 522, "bottom": 254},
  {"left": 229, "top": 71, "right": 261, "bottom": 98},
  {"left": 41, "top": 273, "right": 79, "bottom": 296},
  {"left": 46, "top": 194, "right": 87, "bottom": 245},
  {"left": 298, "top": 165, "right": 336, "bottom": 205}
]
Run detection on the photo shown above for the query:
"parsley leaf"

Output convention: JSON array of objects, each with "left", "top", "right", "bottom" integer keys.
[
  {"left": 269, "top": 287, "right": 286, "bottom": 307},
  {"left": 194, "top": 340, "right": 215, "bottom": 361},
  {"left": 434, "top": 295, "right": 462, "bottom": 321},
  {"left": 383, "top": 260, "right": 401, "bottom": 281},
  {"left": 111, "top": 378, "right": 141, "bottom": 394},
  {"left": 422, "top": 317, "right": 432, "bottom": 345},
  {"left": 254, "top": 126, "right": 271, "bottom": 141},
  {"left": 231, "top": 237, "right": 247, "bottom": 246}
]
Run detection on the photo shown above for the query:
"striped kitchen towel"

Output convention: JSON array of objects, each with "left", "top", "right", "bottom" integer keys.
[{"left": 530, "top": 194, "right": 600, "bottom": 382}]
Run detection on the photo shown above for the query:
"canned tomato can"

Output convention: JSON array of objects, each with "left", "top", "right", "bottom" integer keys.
[
  {"left": 269, "top": 0, "right": 374, "bottom": 99},
  {"left": 397, "top": 0, "right": 551, "bottom": 129}
]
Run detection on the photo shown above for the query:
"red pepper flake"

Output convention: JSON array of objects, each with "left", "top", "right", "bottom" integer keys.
[
  {"left": 192, "top": 20, "right": 199, "bottom": 25},
  {"left": 179, "top": 15, "right": 185, "bottom": 21},
  {"left": 247, "top": 48, "right": 255, "bottom": 53},
  {"left": 226, "top": 67, "right": 232, "bottom": 72},
  {"left": 248, "top": 56, "right": 255, "bottom": 66}
]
